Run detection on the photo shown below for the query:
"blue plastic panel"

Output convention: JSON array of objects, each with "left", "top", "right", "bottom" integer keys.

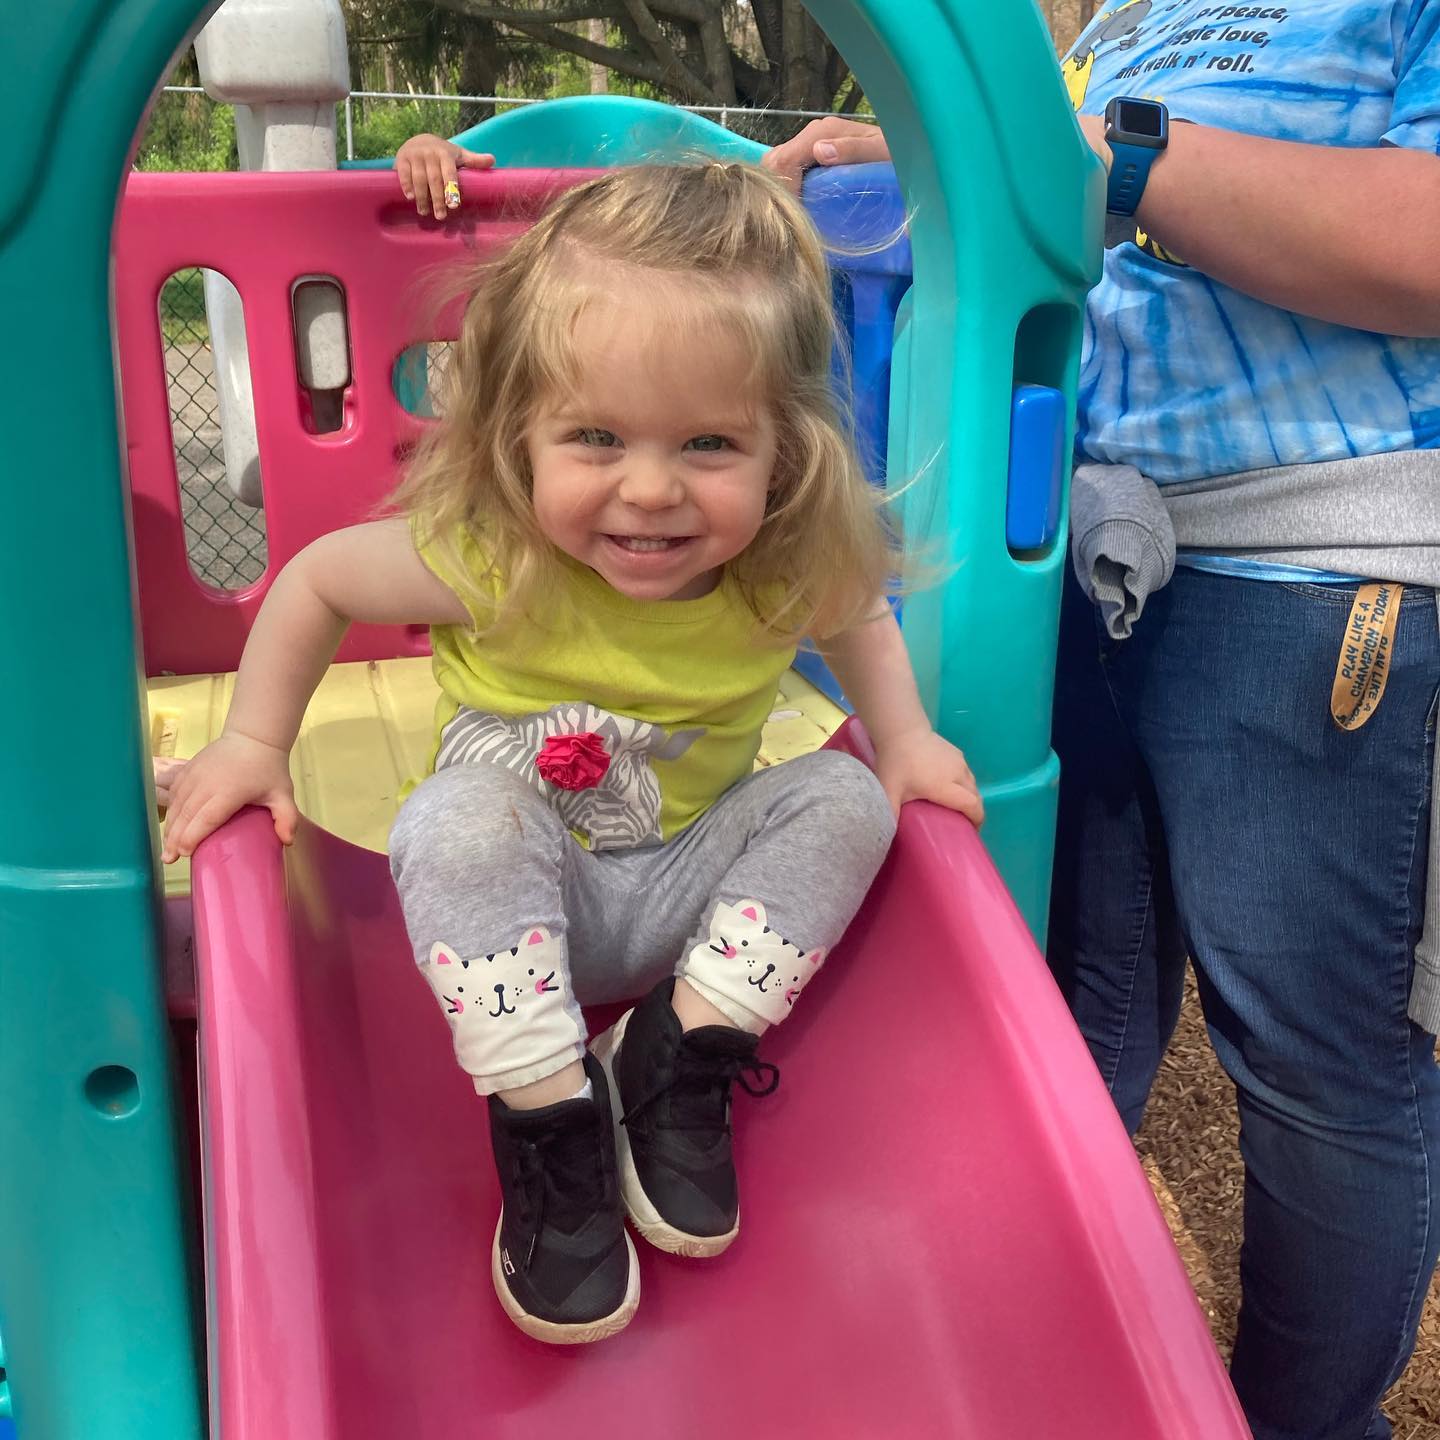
[
  {"left": 804, "top": 163, "right": 910, "bottom": 488},
  {"left": 792, "top": 648, "right": 850, "bottom": 708},
  {"left": 1005, "top": 384, "right": 1066, "bottom": 554},
  {"left": 793, "top": 164, "right": 912, "bottom": 705},
  {"left": 803, "top": 161, "right": 911, "bottom": 274}
]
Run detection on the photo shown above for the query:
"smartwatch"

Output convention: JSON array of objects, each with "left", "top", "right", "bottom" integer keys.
[{"left": 1103, "top": 96, "right": 1169, "bottom": 215}]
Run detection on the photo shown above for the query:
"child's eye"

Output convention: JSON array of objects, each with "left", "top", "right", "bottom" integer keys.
[
  {"left": 685, "top": 434, "right": 729, "bottom": 453},
  {"left": 575, "top": 428, "right": 618, "bottom": 448}
]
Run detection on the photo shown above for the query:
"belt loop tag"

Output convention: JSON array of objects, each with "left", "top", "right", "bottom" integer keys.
[{"left": 1330, "top": 583, "right": 1403, "bottom": 731}]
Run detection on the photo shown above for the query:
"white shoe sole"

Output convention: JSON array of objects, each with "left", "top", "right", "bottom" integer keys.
[
  {"left": 591, "top": 1011, "right": 740, "bottom": 1259},
  {"left": 490, "top": 1214, "right": 639, "bottom": 1344}
]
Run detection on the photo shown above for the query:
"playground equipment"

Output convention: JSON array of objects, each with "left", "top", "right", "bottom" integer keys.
[
  {"left": 194, "top": 0, "right": 350, "bottom": 501},
  {"left": 0, "top": 2, "right": 1250, "bottom": 1437}
]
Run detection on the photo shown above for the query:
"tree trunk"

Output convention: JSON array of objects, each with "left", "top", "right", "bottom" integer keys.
[
  {"left": 423, "top": 0, "right": 848, "bottom": 124},
  {"left": 457, "top": 25, "right": 502, "bottom": 128},
  {"left": 589, "top": 17, "right": 608, "bottom": 92},
  {"left": 779, "top": 0, "right": 816, "bottom": 111}
]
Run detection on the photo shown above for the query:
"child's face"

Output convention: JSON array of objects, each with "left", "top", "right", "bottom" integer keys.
[{"left": 526, "top": 292, "right": 777, "bottom": 602}]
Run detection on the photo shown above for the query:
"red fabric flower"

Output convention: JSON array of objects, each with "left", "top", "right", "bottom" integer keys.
[{"left": 536, "top": 732, "right": 611, "bottom": 791}]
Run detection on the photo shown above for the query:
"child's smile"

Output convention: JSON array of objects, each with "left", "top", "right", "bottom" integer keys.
[
  {"left": 526, "top": 288, "right": 777, "bottom": 602},
  {"left": 598, "top": 532, "right": 702, "bottom": 588}
]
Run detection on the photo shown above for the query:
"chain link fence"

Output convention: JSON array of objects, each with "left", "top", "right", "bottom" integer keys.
[
  {"left": 160, "top": 269, "right": 268, "bottom": 589},
  {"left": 158, "top": 278, "right": 460, "bottom": 591}
]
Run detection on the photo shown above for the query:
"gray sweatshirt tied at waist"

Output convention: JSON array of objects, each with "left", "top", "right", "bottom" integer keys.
[{"left": 1069, "top": 451, "right": 1440, "bottom": 1030}]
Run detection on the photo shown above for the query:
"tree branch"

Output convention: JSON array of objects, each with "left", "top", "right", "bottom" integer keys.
[
  {"left": 780, "top": 0, "right": 818, "bottom": 110},
  {"left": 429, "top": 2, "right": 616, "bottom": 24},
  {"left": 426, "top": 2, "right": 657, "bottom": 82},
  {"left": 427, "top": 0, "right": 717, "bottom": 103},
  {"left": 749, "top": 0, "right": 783, "bottom": 70},
  {"left": 420, "top": 0, "right": 851, "bottom": 114},
  {"left": 617, "top": 0, "right": 716, "bottom": 103},
  {"left": 642, "top": 0, "right": 710, "bottom": 22},
  {"left": 421, "top": 0, "right": 708, "bottom": 27},
  {"left": 823, "top": 41, "right": 848, "bottom": 102},
  {"left": 696, "top": 7, "right": 737, "bottom": 103},
  {"left": 730, "top": 53, "right": 773, "bottom": 109}
]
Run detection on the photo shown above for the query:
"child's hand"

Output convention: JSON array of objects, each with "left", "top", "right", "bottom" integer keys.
[
  {"left": 395, "top": 134, "right": 496, "bottom": 219},
  {"left": 160, "top": 732, "right": 300, "bottom": 863},
  {"left": 873, "top": 727, "right": 984, "bottom": 826},
  {"left": 153, "top": 755, "right": 185, "bottom": 808}
]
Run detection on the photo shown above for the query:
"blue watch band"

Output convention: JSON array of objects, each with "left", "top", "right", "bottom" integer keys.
[
  {"left": 1103, "top": 97, "right": 1168, "bottom": 216},
  {"left": 1106, "top": 141, "right": 1157, "bottom": 216}
]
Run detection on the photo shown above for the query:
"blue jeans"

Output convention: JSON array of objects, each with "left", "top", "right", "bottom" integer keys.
[{"left": 1049, "top": 566, "right": 1440, "bottom": 1440}]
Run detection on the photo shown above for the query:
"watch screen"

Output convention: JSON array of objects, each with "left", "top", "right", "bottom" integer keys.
[{"left": 1117, "top": 99, "right": 1164, "bottom": 138}]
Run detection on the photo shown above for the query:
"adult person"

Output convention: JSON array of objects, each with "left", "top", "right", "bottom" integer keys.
[{"left": 766, "top": 4, "right": 1440, "bottom": 1436}]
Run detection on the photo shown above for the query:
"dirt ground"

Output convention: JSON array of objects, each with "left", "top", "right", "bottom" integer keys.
[{"left": 1139, "top": 974, "right": 1440, "bottom": 1438}]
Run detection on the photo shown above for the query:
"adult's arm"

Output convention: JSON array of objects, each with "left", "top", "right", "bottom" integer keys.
[
  {"left": 1094, "top": 113, "right": 1440, "bottom": 338},
  {"left": 768, "top": 114, "right": 1440, "bottom": 338}
]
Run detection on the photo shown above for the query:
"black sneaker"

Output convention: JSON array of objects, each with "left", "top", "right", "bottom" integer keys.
[
  {"left": 591, "top": 977, "right": 779, "bottom": 1258},
  {"left": 487, "top": 1051, "right": 639, "bottom": 1343}
]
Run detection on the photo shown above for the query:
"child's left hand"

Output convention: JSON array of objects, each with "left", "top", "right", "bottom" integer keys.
[
  {"left": 872, "top": 727, "right": 984, "bottom": 825},
  {"left": 153, "top": 755, "right": 185, "bottom": 809}
]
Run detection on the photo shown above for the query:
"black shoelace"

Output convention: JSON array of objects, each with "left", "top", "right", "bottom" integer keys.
[
  {"left": 512, "top": 1115, "right": 610, "bottom": 1271},
  {"left": 622, "top": 1049, "right": 780, "bottom": 1139}
]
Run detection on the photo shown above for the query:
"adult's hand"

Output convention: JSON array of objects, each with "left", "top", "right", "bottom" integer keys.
[
  {"left": 764, "top": 113, "right": 1109, "bottom": 191},
  {"left": 762, "top": 117, "right": 890, "bottom": 192}
]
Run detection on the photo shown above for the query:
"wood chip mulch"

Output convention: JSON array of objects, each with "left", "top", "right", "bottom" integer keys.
[{"left": 1138, "top": 973, "right": 1440, "bottom": 1438}]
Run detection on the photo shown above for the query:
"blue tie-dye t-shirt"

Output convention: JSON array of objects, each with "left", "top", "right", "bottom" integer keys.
[{"left": 1068, "top": 0, "right": 1440, "bottom": 485}]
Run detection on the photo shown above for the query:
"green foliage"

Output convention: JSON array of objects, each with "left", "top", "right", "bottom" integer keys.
[
  {"left": 541, "top": 48, "right": 591, "bottom": 101},
  {"left": 344, "top": 98, "right": 463, "bottom": 159},
  {"left": 538, "top": 51, "right": 662, "bottom": 103},
  {"left": 159, "top": 268, "right": 210, "bottom": 345},
  {"left": 134, "top": 90, "right": 237, "bottom": 173}
]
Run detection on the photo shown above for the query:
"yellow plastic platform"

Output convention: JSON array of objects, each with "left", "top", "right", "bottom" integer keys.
[{"left": 149, "top": 658, "right": 846, "bottom": 899}]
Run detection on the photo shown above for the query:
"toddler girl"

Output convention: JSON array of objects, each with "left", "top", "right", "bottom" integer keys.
[{"left": 161, "top": 162, "right": 982, "bottom": 1346}]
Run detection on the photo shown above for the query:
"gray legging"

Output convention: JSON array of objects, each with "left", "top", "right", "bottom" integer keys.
[{"left": 389, "top": 750, "right": 896, "bottom": 1093}]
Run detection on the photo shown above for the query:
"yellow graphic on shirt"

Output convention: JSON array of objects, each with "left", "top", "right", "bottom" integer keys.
[
  {"left": 1133, "top": 225, "right": 1187, "bottom": 266},
  {"left": 1063, "top": 50, "right": 1096, "bottom": 108},
  {"left": 1064, "top": 0, "right": 1153, "bottom": 110}
]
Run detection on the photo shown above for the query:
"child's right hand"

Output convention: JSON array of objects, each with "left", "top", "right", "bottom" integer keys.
[
  {"left": 395, "top": 133, "right": 496, "bottom": 219},
  {"left": 160, "top": 732, "right": 300, "bottom": 863}
]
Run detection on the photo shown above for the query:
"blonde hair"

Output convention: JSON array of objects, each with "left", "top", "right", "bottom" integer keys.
[{"left": 391, "top": 160, "right": 896, "bottom": 641}]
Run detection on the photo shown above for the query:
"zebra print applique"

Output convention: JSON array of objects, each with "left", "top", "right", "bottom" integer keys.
[{"left": 437, "top": 702, "right": 704, "bottom": 848}]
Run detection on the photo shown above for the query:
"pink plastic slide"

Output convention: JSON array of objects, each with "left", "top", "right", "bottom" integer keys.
[
  {"left": 189, "top": 724, "right": 1246, "bottom": 1438},
  {"left": 116, "top": 170, "right": 1247, "bottom": 1435}
]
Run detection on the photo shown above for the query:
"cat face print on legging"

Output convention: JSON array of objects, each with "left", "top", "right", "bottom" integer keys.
[
  {"left": 686, "top": 898, "right": 827, "bottom": 1027},
  {"left": 419, "top": 926, "right": 585, "bottom": 1077}
]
